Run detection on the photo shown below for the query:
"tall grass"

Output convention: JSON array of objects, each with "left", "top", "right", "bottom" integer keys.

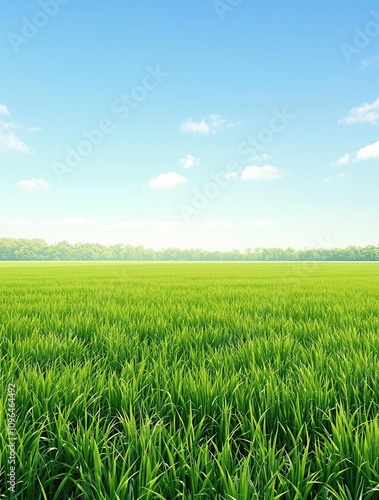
[{"left": 0, "top": 263, "right": 379, "bottom": 498}]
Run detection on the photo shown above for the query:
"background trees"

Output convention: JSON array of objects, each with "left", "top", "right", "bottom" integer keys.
[{"left": 0, "top": 238, "right": 378, "bottom": 261}]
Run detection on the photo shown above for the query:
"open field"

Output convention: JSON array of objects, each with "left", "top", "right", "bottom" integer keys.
[{"left": 1, "top": 262, "right": 379, "bottom": 499}]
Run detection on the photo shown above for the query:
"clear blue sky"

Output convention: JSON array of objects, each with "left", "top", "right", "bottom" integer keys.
[{"left": 1, "top": 0, "right": 378, "bottom": 250}]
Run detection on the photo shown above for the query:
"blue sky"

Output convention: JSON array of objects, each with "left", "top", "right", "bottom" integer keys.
[{"left": 1, "top": 0, "right": 378, "bottom": 250}]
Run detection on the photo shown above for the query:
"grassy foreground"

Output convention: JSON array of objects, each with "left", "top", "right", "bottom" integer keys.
[{"left": 0, "top": 262, "right": 379, "bottom": 499}]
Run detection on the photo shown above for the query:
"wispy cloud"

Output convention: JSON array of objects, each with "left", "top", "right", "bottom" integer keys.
[
  {"left": 179, "top": 114, "right": 239, "bottom": 135},
  {"left": 332, "top": 139, "right": 379, "bottom": 165},
  {"left": 0, "top": 104, "right": 10, "bottom": 116},
  {"left": 147, "top": 172, "right": 187, "bottom": 190},
  {"left": 179, "top": 154, "right": 200, "bottom": 168},
  {"left": 16, "top": 178, "right": 50, "bottom": 191},
  {"left": 44, "top": 218, "right": 97, "bottom": 226},
  {"left": 99, "top": 220, "right": 234, "bottom": 233},
  {"left": 331, "top": 153, "right": 351, "bottom": 166},
  {"left": 241, "top": 165, "right": 285, "bottom": 181},
  {"left": 245, "top": 220, "right": 273, "bottom": 227},
  {"left": 339, "top": 97, "right": 379, "bottom": 125},
  {"left": 153, "top": 220, "right": 233, "bottom": 231},
  {"left": 0, "top": 121, "right": 40, "bottom": 133},
  {"left": 100, "top": 222, "right": 146, "bottom": 231},
  {"left": 187, "top": 221, "right": 234, "bottom": 230},
  {"left": 0, "top": 105, "right": 38, "bottom": 154},
  {"left": 6, "top": 218, "right": 31, "bottom": 227},
  {"left": 153, "top": 221, "right": 182, "bottom": 232},
  {"left": 0, "top": 131, "right": 30, "bottom": 154},
  {"left": 322, "top": 173, "right": 350, "bottom": 182},
  {"left": 251, "top": 153, "right": 272, "bottom": 162},
  {"left": 360, "top": 55, "right": 379, "bottom": 71}
]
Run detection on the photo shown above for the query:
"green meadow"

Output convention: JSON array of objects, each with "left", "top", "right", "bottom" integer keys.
[{"left": 1, "top": 262, "right": 379, "bottom": 499}]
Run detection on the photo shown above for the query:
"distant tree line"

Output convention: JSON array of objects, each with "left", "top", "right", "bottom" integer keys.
[{"left": 0, "top": 238, "right": 379, "bottom": 261}]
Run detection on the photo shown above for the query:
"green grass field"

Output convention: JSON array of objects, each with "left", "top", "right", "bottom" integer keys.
[{"left": 1, "top": 263, "right": 379, "bottom": 499}]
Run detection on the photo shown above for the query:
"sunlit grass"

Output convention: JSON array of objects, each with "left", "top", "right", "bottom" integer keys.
[{"left": 0, "top": 263, "right": 379, "bottom": 499}]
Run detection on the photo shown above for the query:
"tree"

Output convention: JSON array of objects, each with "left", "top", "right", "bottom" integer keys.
[{"left": 0, "top": 238, "right": 378, "bottom": 261}]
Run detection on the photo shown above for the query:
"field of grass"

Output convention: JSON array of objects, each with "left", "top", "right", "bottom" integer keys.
[{"left": 0, "top": 262, "right": 379, "bottom": 499}]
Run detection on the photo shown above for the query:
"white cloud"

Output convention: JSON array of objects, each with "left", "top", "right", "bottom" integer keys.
[
  {"left": 101, "top": 222, "right": 146, "bottom": 231},
  {"left": 153, "top": 221, "right": 182, "bottom": 232},
  {"left": 153, "top": 220, "right": 234, "bottom": 232},
  {"left": 99, "top": 220, "right": 236, "bottom": 234},
  {"left": 6, "top": 218, "right": 31, "bottom": 227},
  {"left": 0, "top": 131, "right": 30, "bottom": 154},
  {"left": 147, "top": 172, "right": 187, "bottom": 190},
  {"left": 355, "top": 139, "right": 379, "bottom": 161},
  {"left": 187, "top": 221, "right": 234, "bottom": 230},
  {"left": 0, "top": 121, "right": 40, "bottom": 133},
  {"left": 0, "top": 104, "right": 10, "bottom": 116},
  {"left": 179, "top": 154, "right": 200, "bottom": 169},
  {"left": 333, "top": 153, "right": 352, "bottom": 166},
  {"left": 153, "top": 220, "right": 233, "bottom": 232},
  {"left": 224, "top": 172, "right": 238, "bottom": 181},
  {"left": 45, "top": 218, "right": 97, "bottom": 226},
  {"left": 179, "top": 114, "right": 238, "bottom": 135},
  {"left": 332, "top": 139, "right": 379, "bottom": 165},
  {"left": 241, "top": 165, "right": 284, "bottom": 181},
  {"left": 179, "top": 118, "right": 209, "bottom": 135},
  {"left": 16, "top": 178, "right": 50, "bottom": 191},
  {"left": 339, "top": 97, "right": 379, "bottom": 125},
  {"left": 252, "top": 153, "right": 272, "bottom": 162},
  {"left": 245, "top": 220, "right": 273, "bottom": 227},
  {"left": 338, "top": 172, "right": 350, "bottom": 180},
  {"left": 323, "top": 173, "right": 350, "bottom": 182},
  {"left": 0, "top": 105, "right": 37, "bottom": 154}
]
